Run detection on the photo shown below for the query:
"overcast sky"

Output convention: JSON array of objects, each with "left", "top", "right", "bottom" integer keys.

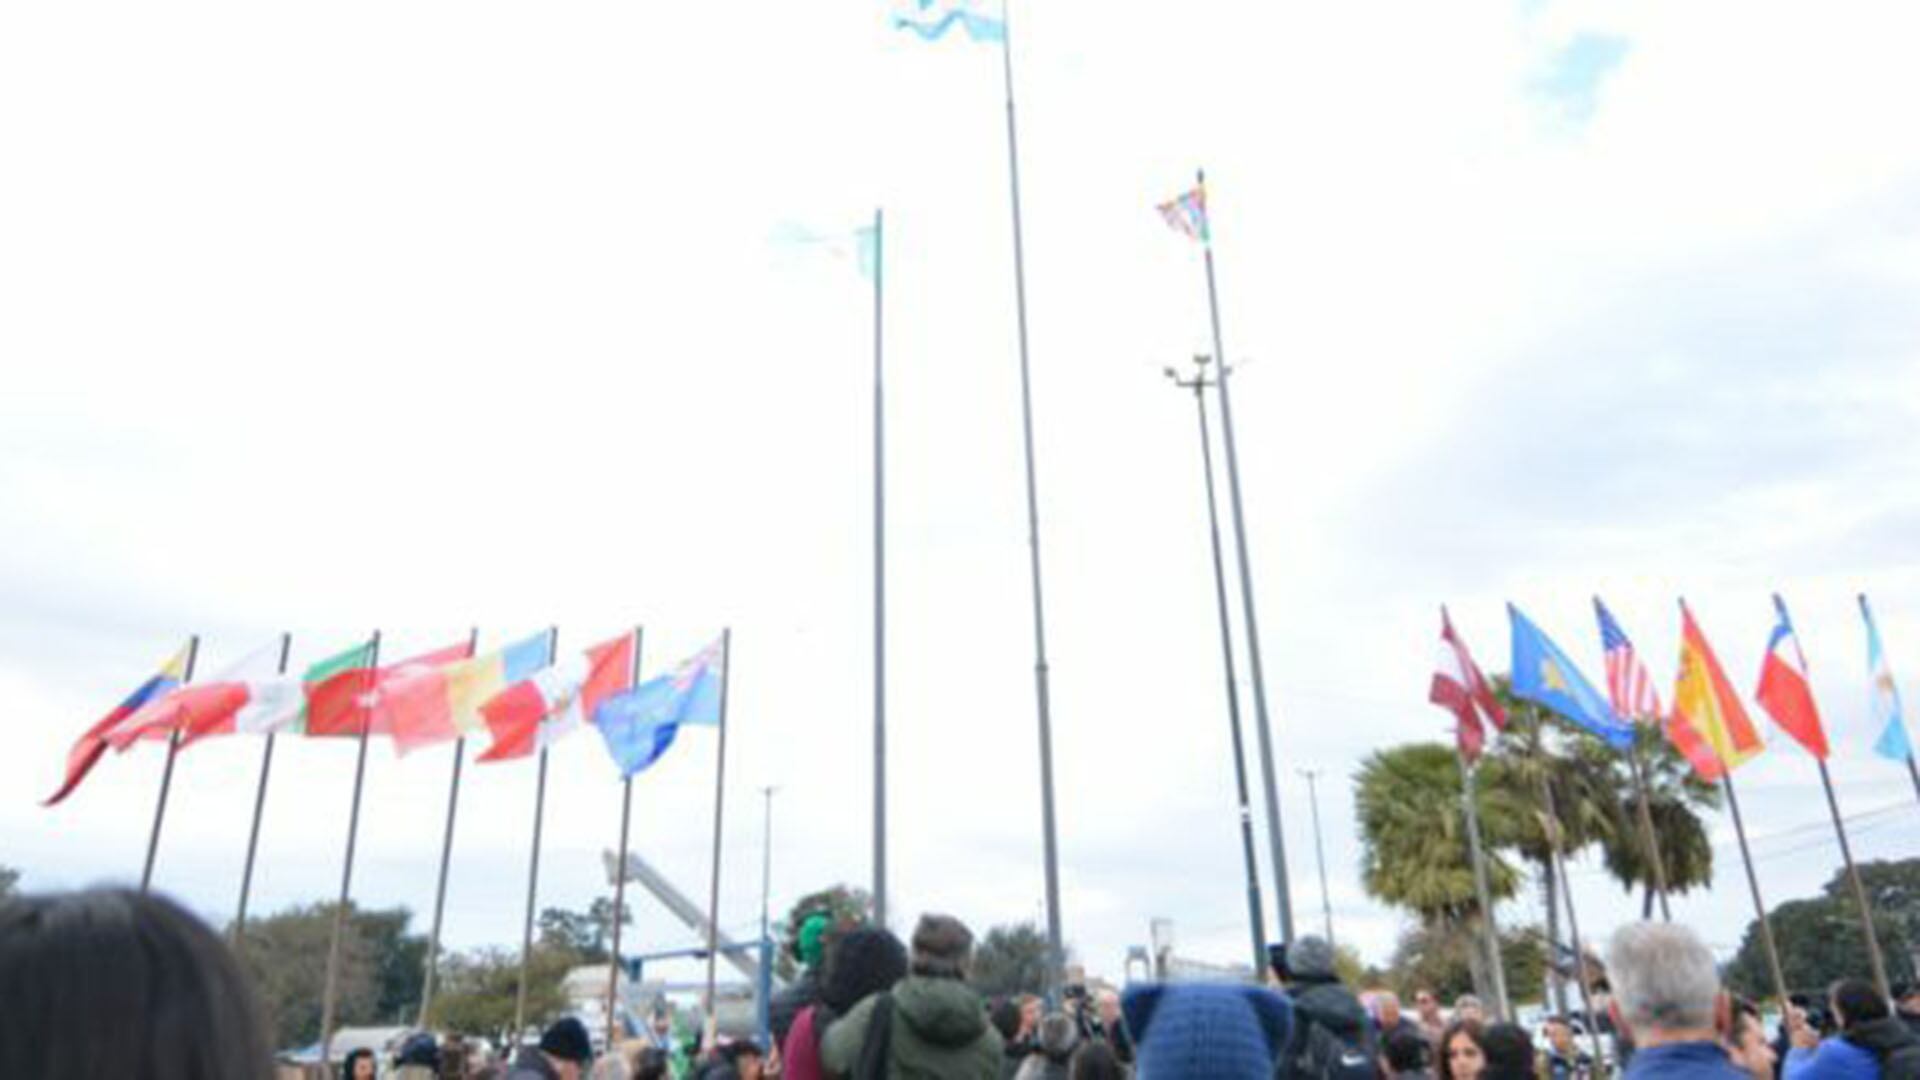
[{"left": 5, "top": 0, "right": 1920, "bottom": 992}]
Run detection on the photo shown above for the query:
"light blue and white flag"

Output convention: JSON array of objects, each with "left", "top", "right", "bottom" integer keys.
[
  {"left": 893, "top": 0, "right": 1006, "bottom": 44},
  {"left": 1860, "top": 594, "right": 1915, "bottom": 761}
]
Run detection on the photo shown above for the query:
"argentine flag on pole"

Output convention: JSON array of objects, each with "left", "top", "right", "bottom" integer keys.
[
  {"left": 894, "top": 0, "right": 1006, "bottom": 43},
  {"left": 1860, "top": 594, "right": 1915, "bottom": 761}
]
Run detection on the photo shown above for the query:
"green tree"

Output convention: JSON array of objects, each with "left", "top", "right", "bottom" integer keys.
[
  {"left": 429, "top": 945, "right": 578, "bottom": 1046},
  {"left": 1387, "top": 921, "right": 1547, "bottom": 1005},
  {"left": 1589, "top": 726, "right": 1718, "bottom": 917},
  {"left": 969, "top": 921, "right": 1051, "bottom": 998},
  {"left": 1726, "top": 857, "right": 1920, "bottom": 999},
  {"left": 775, "top": 884, "right": 874, "bottom": 981},
  {"left": 537, "top": 898, "right": 631, "bottom": 964},
  {"left": 1481, "top": 686, "right": 1624, "bottom": 1013},
  {"left": 237, "top": 903, "right": 375, "bottom": 1050},
  {"left": 1355, "top": 742, "right": 1520, "bottom": 1002}
]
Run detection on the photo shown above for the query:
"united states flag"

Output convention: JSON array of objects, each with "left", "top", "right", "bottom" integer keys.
[{"left": 1595, "top": 597, "right": 1661, "bottom": 722}]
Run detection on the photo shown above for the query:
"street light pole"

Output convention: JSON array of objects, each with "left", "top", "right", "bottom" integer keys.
[
  {"left": 1299, "top": 768, "right": 1335, "bottom": 948},
  {"left": 760, "top": 786, "right": 778, "bottom": 946},
  {"left": 1166, "top": 355, "right": 1268, "bottom": 973}
]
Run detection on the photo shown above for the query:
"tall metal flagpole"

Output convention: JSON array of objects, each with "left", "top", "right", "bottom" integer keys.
[
  {"left": 998, "top": 6, "right": 1066, "bottom": 995},
  {"left": 1722, "top": 772, "right": 1790, "bottom": 1009},
  {"left": 320, "top": 631, "right": 383, "bottom": 1066},
  {"left": 1457, "top": 747, "right": 1510, "bottom": 1019},
  {"left": 605, "top": 627, "right": 645, "bottom": 1052},
  {"left": 871, "top": 206, "right": 889, "bottom": 931},
  {"left": 1197, "top": 168, "right": 1296, "bottom": 943},
  {"left": 1626, "top": 740, "right": 1672, "bottom": 921},
  {"left": 418, "top": 627, "right": 482, "bottom": 1028},
  {"left": 233, "top": 632, "right": 294, "bottom": 940},
  {"left": 513, "top": 626, "right": 562, "bottom": 1043},
  {"left": 702, "top": 629, "right": 736, "bottom": 1030},
  {"left": 1168, "top": 360, "right": 1267, "bottom": 972},
  {"left": 1300, "top": 768, "right": 1335, "bottom": 947},
  {"left": 139, "top": 634, "right": 201, "bottom": 892}
]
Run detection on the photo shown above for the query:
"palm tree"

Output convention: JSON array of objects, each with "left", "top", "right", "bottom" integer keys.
[
  {"left": 1356, "top": 742, "right": 1521, "bottom": 1001},
  {"left": 1482, "top": 681, "right": 1625, "bottom": 1014},
  {"left": 1587, "top": 725, "right": 1718, "bottom": 916}
]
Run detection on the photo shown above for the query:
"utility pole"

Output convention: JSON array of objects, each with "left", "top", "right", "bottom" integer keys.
[{"left": 1299, "top": 768, "right": 1335, "bottom": 947}]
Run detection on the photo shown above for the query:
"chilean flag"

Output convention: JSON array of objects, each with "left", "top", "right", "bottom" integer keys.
[{"left": 1755, "top": 593, "right": 1830, "bottom": 760}]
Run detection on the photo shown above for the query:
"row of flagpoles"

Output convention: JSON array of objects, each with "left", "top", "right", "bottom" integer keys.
[
  {"left": 1432, "top": 593, "right": 1920, "bottom": 1037},
  {"left": 46, "top": 626, "right": 731, "bottom": 1063}
]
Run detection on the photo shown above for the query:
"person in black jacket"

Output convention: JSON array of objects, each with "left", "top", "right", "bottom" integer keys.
[{"left": 1271, "top": 935, "right": 1377, "bottom": 1080}]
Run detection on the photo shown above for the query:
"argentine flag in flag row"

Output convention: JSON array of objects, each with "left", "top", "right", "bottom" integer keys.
[{"left": 894, "top": 0, "right": 1006, "bottom": 44}]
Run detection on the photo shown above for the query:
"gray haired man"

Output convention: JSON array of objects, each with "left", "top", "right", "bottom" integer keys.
[{"left": 1605, "top": 922, "right": 1747, "bottom": 1080}]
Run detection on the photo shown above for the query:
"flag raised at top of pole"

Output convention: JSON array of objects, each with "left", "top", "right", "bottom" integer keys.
[{"left": 891, "top": 0, "right": 1006, "bottom": 43}]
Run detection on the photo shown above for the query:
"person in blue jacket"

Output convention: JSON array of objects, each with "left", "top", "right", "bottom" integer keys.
[{"left": 1784, "top": 978, "right": 1920, "bottom": 1080}]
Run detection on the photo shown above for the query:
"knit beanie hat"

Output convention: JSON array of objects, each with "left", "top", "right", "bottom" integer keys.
[
  {"left": 1282, "top": 935, "right": 1337, "bottom": 982},
  {"left": 540, "top": 1017, "right": 594, "bottom": 1063},
  {"left": 1122, "top": 983, "right": 1293, "bottom": 1080}
]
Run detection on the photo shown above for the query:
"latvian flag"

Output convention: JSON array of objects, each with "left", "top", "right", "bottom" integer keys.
[{"left": 1430, "top": 606, "right": 1506, "bottom": 761}]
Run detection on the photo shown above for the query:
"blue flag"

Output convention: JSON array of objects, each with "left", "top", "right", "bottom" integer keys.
[
  {"left": 1509, "top": 604, "right": 1635, "bottom": 749},
  {"left": 593, "top": 636, "right": 726, "bottom": 777},
  {"left": 893, "top": 1, "right": 1006, "bottom": 44}
]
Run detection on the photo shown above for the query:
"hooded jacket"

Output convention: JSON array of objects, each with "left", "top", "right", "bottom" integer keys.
[
  {"left": 1277, "top": 979, "right": 1376, "bottom": 1079},
  {"left": 820, "top": 975, "right": 1005, "bottom": 1079}
]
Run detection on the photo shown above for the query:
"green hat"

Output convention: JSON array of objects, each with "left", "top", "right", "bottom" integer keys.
[{"left": 797, "top": 913, "right": 831, "bottom": 967}]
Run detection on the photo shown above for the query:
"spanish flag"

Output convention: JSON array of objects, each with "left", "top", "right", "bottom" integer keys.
[{"left": 1673, "top": 601, "right": 1765, "bottom": 780}]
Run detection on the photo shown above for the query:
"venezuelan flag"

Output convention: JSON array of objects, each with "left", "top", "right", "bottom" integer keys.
[{"left": 44, "top": 642, "right": 194, "bottom": 806}]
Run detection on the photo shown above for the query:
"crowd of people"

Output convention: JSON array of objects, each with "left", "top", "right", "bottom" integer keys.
[{"left": 4, "top": 887, "right": 1920, "bottom": 1079}]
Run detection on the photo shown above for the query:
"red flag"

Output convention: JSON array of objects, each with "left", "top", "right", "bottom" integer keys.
[
  {"left": 305, "top": 641, "right": 469, "bottom": 737},
  {"left": 1430, "top": 607, "right": 1506, "bottom": 761},
  {"left": 1755, "top": 594, "right": 1830, "bottom": 760},
  {"left": 478, "top": 632, "right": 634, "bottom": 763}
]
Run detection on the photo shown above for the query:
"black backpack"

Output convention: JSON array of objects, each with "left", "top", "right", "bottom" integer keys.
[{"left": 1288, "top": 1019, "right": 1377, "bottom": 1080}]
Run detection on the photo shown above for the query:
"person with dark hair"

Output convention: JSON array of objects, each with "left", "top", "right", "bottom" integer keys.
[
  {"left": 1121, "top": 982, "right": 1293, "bottom": 1079},
  {"left": 696, "top": 1039, "right": 766, "bottom": 1080},
  {"left": 1065, "top": 1038, "right": 1125, "bottom": 1080},
  {"left": 1478, "top": 1021, "right": 1535, "bottom": 1080},
  {"left": 344, "top": 1047, "right": 378, "bottom": 1079},
  {"left": 1437, "top": 1019, "right": 1488, "bottom": 1080},
  {"left": 507, "top": 1016, "right": 595, "bottom": 1080},
  {"left": 1413, "top": 989, "right": 1448, "bottom": 1044},
  {"left": 1383, "top": 1026, "right": 1434, "bottom": 1079},
  {"left": 820, "top": 913, "right": 1002, "bottom": 1078},
  {"left": 1270, "top": 935, "right": 1376, "bottom": 1080},
  {"left": 395, "top": 1031, "right": 442, "bottom": 1079},
  {"left": 0, "top": 887, "right": 273, "bottom": 1079},
  {"left": 1895, "top": 985, "right": 1920, "bottom": 1038},
  {"left": 1726, "top": 997, "right": 1778, "bottom": 1080},
  {"left": 633, "top": 1046, "right": 671, "bottom": 1080},
  {"left": 785, "top": 925, "right": 908, "bottom": 1080},
  {"left": 1541, "top": 1015, "right": 1593, "bottom": 1080},
  {"left": 1784, "top": 977, "right": 1920, "bottom": 1080}
]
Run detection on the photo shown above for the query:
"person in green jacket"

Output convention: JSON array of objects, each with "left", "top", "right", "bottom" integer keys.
[{"left": 821, "top": 913, "right": 1004, "bottom": 1079}]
